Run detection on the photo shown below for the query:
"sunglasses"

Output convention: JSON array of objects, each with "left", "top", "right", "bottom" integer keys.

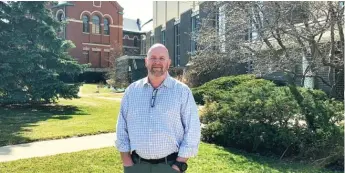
[{"left": 151, "top": 88, "right": 158, "bottom": 107}]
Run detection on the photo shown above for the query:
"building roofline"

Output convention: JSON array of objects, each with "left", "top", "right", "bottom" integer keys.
[{"left": 51, "top": 2, "right": 74, "bottom": 9}]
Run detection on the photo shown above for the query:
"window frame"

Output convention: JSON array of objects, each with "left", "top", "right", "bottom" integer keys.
[
  {"left": 92, "top": 15, "right": 101, "bottom": 34},
  {"left": 103, "top": 18, "right": 110, "bottom": 35},
  {"left": 82, "top": 15, "right": 89, "bottom": 33}
]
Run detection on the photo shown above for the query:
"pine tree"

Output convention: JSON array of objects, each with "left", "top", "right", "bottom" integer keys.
[{"left": 0, "top": 1, "right": 86, "bottom": 104}]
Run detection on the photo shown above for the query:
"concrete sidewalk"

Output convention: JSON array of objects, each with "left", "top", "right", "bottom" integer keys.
[{"left": 0, "top": 133, "right": 116, "bottom": 162}]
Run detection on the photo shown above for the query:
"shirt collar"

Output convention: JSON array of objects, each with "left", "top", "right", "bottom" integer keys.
[{"left": 143, "top": 73, "right": 173, "bottom": 88}]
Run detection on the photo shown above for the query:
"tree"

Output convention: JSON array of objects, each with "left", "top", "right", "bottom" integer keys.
[
  {"left": 105, "top": 41, "right": 139, "bottom": 89},
  {"left": 106, "top": 41, "right": 125, "bottom": 88},
  {"left": 190, "top": 1, "right": 344, "bottom": 98},
  {"left": 0, "top": 2, "right": 86, "bottom": 104}
]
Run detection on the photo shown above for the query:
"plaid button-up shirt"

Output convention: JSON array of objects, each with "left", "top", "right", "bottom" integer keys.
[{"left": 115, "top": 74, "right": 201, "bottom": 159}]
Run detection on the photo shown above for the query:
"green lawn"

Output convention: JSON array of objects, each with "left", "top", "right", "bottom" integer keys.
[
  {"left": 80, "top": 84, "right": 124, "bottom": 98},
  {"left": 0, "top": 143, "right": 336, "bottom": 173},
  {"left": 0, "top": 84, "right": 121, "bottom": 147}
]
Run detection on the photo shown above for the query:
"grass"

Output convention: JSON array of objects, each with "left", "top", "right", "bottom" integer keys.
[
  {"left": 0, "top": 143, "right": 337, "bottom": 173},
  {"left": 80, "top": 84, "right": 124, "bottom": 98},
  {"left": 0, "top": 84, "right": 121, "bottom": 147}
]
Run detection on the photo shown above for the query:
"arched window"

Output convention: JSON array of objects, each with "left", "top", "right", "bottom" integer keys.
[
  {"left": 56, "top": 12, "right": 64, "bottom": 32},
  {"left": 82, "top": 15, "right": 89, "bottom": 33},
  {"left": 133, "top": 36, "right": 139, "bottom": 47},
  {"left": 92, "top": 15, "right": 100, "bottom": 34},
  {"left": 57, "top": 12, "right": 64, "bottom": 22},
  {"left": 104, "top": 18, "right": 109, "bottom": 35}
]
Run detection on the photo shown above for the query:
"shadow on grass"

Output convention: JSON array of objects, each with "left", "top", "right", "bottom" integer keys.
[
  {"left": 213, "top": 144, "right": 341, "bottom": 173},
  {"left": 0, "top": 104, "right": 89, "bottom": 148}
]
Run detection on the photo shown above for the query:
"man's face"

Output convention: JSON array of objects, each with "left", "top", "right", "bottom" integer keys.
[{"left": 145, "top": 47, "right": 171, "bottom": 77}]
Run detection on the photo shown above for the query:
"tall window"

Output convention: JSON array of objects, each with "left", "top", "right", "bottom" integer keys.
[
  {"left": 57, "top": 12, "right": 64, "bottom": 22},
  {"left": 95, "top": 51, "right": 101, "bottom": 67},
  {"left": 104, "top": 18, "right": 109, "bottom": 35},
  {"left": 92, "top": 15, "right": 100, "bottom": 34},
  {"left": 150, "top": 35, "right": 154, "bottom": 46},
  {"left": 83, "top": 51, "right": 89, "bottom": 63},
  {"left": 161, "top": 30, "right": 166, "bottom": 45},
  {"left": 82, "top": 15, "right": 89, "bottom": 33},
  {"left": 56, "top": 12, "right": 64, "bottom": 33},
  {"left": 244, "top": 16, "right": 253, "bottom": 41},
  {"left": 191, "top": 14, "right": 200, "bottom": 55},
  {"left": 141, "top": 35, "right": 146, "bottom": 54},
  {"left": 134, "top": 37, "right": 139, "bottom": 47},
  {"left": 174, "top": 23, "right": 180, "bottom": 66},
  {"left": 105, "top": 52, "right": 110, "bottom": 67},
  {"left": 218, "top": 4, "right": 226, "bottom": 53}
]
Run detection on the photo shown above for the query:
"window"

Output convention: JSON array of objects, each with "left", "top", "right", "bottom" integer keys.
[
  {"left": 191, "top": 14, "right": 200, "bottom": 55},
  {"left": 57, "top": 12, "right": 64, "bottom": 22},
  {"left": 174, "top": 23, "right": 180, "bottom": 66},
  {"left": 56, "top": 11, "right": 64, "bottom": 33},
  {"left": 134, "top": 36, "right": 139, "bottom": 47},
  {"left": 150, "top": 36, "right": 154, "bottom": 46},
  {"left": 92, "top": 15, "right": 100, "bottom": 34},
  {"left": 218, "top": 4, "right": 226, "bottom": 53},
  {"left": 104, "top": 18, "right": 109, "bottom": 35},
  {"left": 161, "top": 30, "right": 166, "bottom": 45},
  {"left": 83, "top": 51, "right": 89, "bottom": 63},
  {"left": 105, "top": 52, "right": 110, "bottom": 67},
  {"left": 141, "top": 35, "right": 146, "bottom": 54},
  {"left": 82, "top": 15, "right": 89, "bottom": 33},
  {"left": 95, "top": 51, "right": 101, "bottom": 67},
  {"left": 244, "top": 18, "right": 253, "bottom": 41}
]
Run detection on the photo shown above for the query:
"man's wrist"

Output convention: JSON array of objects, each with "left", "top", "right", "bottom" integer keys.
[{"left": 176, "top": 156, "right": 188, "bottom": 163}]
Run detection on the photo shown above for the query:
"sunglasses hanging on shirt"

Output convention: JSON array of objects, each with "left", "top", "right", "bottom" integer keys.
[{"left": 151, "top": 88, "right": 158, "bottom": 108}]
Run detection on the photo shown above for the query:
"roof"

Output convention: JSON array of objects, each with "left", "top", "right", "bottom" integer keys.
[
  {"left": 51, "top": 1, "right": 74, "bottom": 8},
  {"left": 123, "top": 18, "right": 142, "bottom": 33},
  {"left": 123, "top": 18, "right": 153, "bottom": 33}
]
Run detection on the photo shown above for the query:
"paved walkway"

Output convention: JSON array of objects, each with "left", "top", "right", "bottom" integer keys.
[
  {"left": 0, "top": 98, "right": 205, "bottom": 163},
  {"left": 0, "top": 133, "right": 116, "bottom": 162}
]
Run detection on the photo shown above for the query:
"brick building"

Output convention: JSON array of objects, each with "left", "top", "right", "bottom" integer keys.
[
  {"left": 122, "top": 18, "right": 144, "bottom": 56},
  {"left": 51, "top": 1, "right": 123, "bottom": 72}
]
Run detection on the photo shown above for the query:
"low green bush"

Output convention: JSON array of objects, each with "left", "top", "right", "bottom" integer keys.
[
  {"left": 192, "top": 74, "right": 256, "bottom": 104},
  {"left": 199, "top": 75, "right": 344, "bottom": 171}
]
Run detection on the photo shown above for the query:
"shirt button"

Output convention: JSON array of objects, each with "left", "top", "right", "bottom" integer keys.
[{"left": 150, "top": 116, "right": 152, "bottom": 118}]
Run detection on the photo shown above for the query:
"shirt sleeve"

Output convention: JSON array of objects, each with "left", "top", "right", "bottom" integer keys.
[
  {"left": 178, "top": 87, "right": 201, "bottom": 158},
  {"left": 115, "top": 88, "right": 131, "bottom": 152}
]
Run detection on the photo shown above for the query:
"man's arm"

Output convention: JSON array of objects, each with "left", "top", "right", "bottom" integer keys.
[
  {"left": 177, "top": 87, "right": 201, "bottom": 160},
  {"left": 115, "top": 90, "right": 134, "bottom": 166}
]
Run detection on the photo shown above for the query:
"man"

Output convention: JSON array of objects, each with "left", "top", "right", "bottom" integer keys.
[{"left": 115, "top": 44, "right": 201, "bottom": 173}]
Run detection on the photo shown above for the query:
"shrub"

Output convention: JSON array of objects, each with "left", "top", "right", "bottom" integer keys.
[
  {"left": 200, "top": 76, "right": 344, "bottom": 170},
  {"left": 192, "top": 74, "right": 256, "bottom": 104}
]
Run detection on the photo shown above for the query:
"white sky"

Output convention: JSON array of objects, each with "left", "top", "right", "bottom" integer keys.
[{"left": 117, "top": 0, "right": 153, "bottom": 24}]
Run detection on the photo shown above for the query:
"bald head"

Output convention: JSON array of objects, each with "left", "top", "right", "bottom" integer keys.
[
  {"left": 145, "top": 43, "right": 171, "bottom": 77},
  {"left": 147, "top": 43, "right": 170, "bottom": 59}
]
